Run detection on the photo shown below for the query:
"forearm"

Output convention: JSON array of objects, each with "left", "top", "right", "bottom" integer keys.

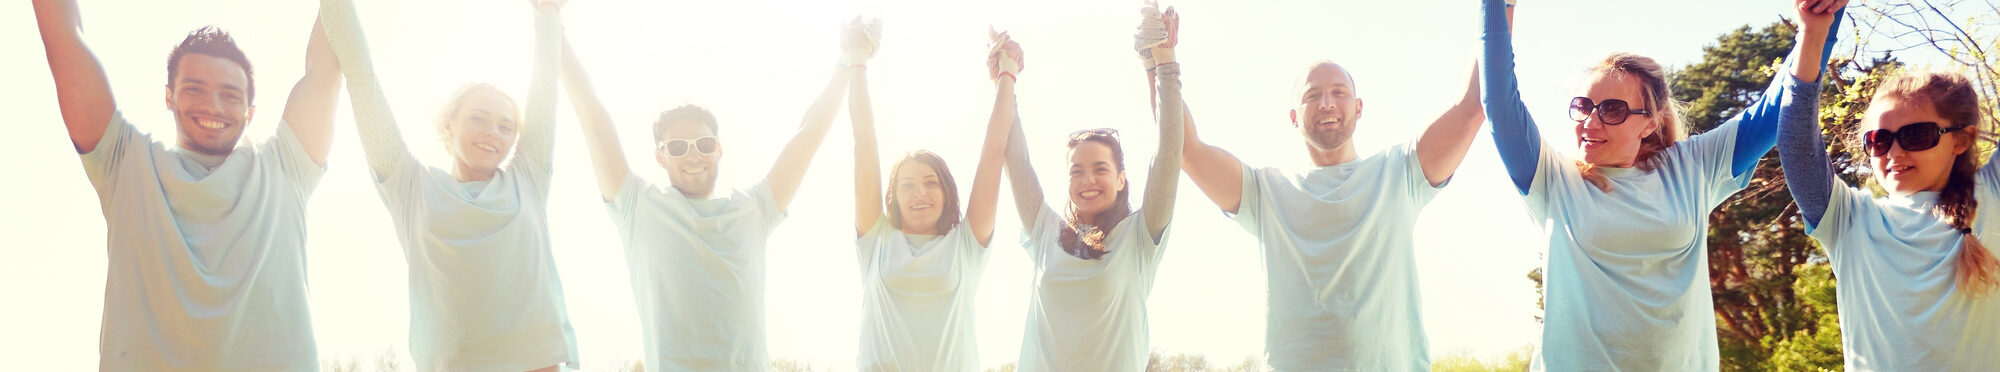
[
  {"left": 559, "top": 37, "right": 629, "bottom": 200},
  {"left": 321, "top": 0, "right": 411, "bottom": 177},
  {"left": 766, "top": 66, "right": 853, "bottom": 210},
  {"left": 1003, "top": 101, "right": 1044, "bottom": 227},
  {"left": 1775, "top": 80, "right": 1832, "bottom": 228},
  {"left": 1142, "top": 62, "right": 1186, "bottom": 240},
  {"left": 1179, "top": 107, "right": 1246, "bottom": 213},
  {"left": 34, "top": 0, "right": 115, "bottom": 152},
  {"left": 1415, "top": 62, "right": 1487, "bottom": 187},
  {"left": 513, "top": 8, "right": 562, "bottom": 173},
  {"left": 1790, "top": 8, "right": 1844, "bottom": 84},
  {"left": 1481, "top": 0, "right": 1542, "bottom": 194},
  {"left": 966, "top": 78, "right": 1015, "bottom": 245},
  {"left": 851, "top": 67, "right": 883, "bottom": 235}
]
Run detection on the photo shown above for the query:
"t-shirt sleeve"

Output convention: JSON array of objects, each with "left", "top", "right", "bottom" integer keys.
[
  {"left": 265, "top": 121, "right": 329, "bottom": 198},
  {"left": 856, "top": 216, "right": 894, "bottom": 269},
  {"left": 748, "top": 180, "right": 787, "bottom": 236},
  {"left": 1120, "top": 208, "right": 1168, "bottom": 265},
  {"left": 79, "top": 111, "right": 144, "bottom": 200},
  {"left": 1227, "top": 162, "right": 1266, "bottom": 233},
  {"left": 1391, "top": 141, "right": 1444, "bottom": 206},
  {"left": 604, "top": 172, "right": 649, "bottom": 235},
  {"left": 370, "top": 143, "right": 427, "bottom": 212},
  {"left": 1976, "top": 163, "right": 2000, "bottom": 239},
  {"left": 1807, "top": 183, "right": 1871, "bottom": 263},
  {"left": 1022, "top": 203, "right": 1063, "bottom": 258},
  {"left": 1677, "top": 119, "right": 1756, "bottom": 209},
  {"left": 1522, "top": 142, "right": 1573, "bottom": 220}
]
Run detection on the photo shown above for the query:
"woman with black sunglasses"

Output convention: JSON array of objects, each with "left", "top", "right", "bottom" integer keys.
[
  {"left": 1776, "top": 70, "right": 2000, "bottom": 370},
  {"left": 323, "top": 0, "right": 577, "bottom": 370},
  {"left": 845, "top": 17, "right": 1012, "bottom": 371},
  {"left": 998, "top": 4, "right": 1183, "bottom": 370},
  {"left": 1479, "top": 0, "right": 1843, "bottom": 369}
]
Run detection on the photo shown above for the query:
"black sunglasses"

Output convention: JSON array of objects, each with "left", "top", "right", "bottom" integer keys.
[
  {"left": 1863, "top": 122, "right": 1967, "bottom": 156},
  {"left": 1569, "top": 97, "right": 1652, "bottom": 125},
  {"left": 659, "top": 136, "right": 719, "bottom": 158}
]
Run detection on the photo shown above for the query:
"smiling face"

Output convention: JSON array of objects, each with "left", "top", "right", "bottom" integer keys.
[
  {"left": 889, "top": 160, "right": 950, "bottom": 235},
  {"left": 1289, "top": 62, "right": 1363, "bottom": 154},
  {"left": 441, "top": 87, "right": 520, "bottom": 177},
  {"left": 166, "top": 53, "right": 255, "bottom": 156},
  {"left": 1865, "top": 96, "right": 1967, "bottom": 194},
  {"left": 1573, "top": 71, "right": 1659, "bottom": 167},
  {"left": 657, "top": 119, "right": 722, "bottom": 198},
  {"left": 1066, "top": 140, "right": 1127, "bottom": 220}
]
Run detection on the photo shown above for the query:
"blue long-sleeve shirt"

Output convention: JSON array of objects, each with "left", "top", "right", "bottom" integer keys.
[{"left": 1481, "top": 0, "right": 1842, "bottom": 194}]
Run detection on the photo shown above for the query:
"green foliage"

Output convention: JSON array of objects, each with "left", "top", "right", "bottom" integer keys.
[
  {"left": 1431, "top": 346, "right": 1533, "bottom": 372},
  {"left": 1766, "top": 263, "right": 1844, "bottom": 372}
]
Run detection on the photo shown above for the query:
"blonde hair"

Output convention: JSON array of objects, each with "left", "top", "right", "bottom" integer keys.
[
  {"left": 1874, "top": 71, "right": 1999, "bottom": 295},
  {"left": 1578, "top": 53, "right": 1687, "bottom": 192},
  {"left": 433, "top": 82, "right": 521, "bottom": 151}
]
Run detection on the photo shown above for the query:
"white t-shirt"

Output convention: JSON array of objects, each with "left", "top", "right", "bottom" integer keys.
[
  {"left": 606, "top": 174, "right": 786, "bottom": 371},
  {"left": 82, "top": 112, "right": 323, "bottom": 371},
  {"left": 1808, "top": 165, "right": 2000, "bottom": 371},
  {"left": 1229, "top": 142, "right": 1439, "bottom": 371},
  {"left": 1016, "top": 204, "right": 1167, "bottom": 372},
  {"left": 855, "top": 217, "right": 990, "bottom": 371},
  {"left": 372, "top": 142, "right": 576, "bottom": 371},
  {"left": 1525, "top": 121, "right": 1750, "bottom": 372}
]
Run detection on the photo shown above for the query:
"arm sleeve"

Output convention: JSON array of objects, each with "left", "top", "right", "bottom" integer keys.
[
  {"left": 1480, "top": 0, "right": 1542, "bottom": 195},
  {"left": 1730, "top": 9, "right": 1842, "bottom": 177},
  {"left": 320, "top": 0, "right": 417, "bottom": 183},
  {"left": 79, "top": 112, "right": 140, "bottom": 203},
  {"left": 1774, "top": 77, "right": 1832, "bottom": 229},
  {"left": 512, "top": 10, "right": 561, "bottom": 182}
]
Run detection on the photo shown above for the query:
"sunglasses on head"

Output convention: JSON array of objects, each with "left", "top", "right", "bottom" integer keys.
[
  {"left": 1569, "top": 97, "right": 1652, "bottom": 125},
  {"left": 659, "top": 136, "right": 719, "bottom": 158},
  {"left": 1863, "top": 121, "right": 1967, "bottom": 156},
  {"left": 1069, "top": 128, "right": 1118, "bottom": 140}
]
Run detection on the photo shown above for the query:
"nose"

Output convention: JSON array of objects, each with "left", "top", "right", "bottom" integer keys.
[{"left": 1317, "top": 95, "right": 1336, "bottom": 110}]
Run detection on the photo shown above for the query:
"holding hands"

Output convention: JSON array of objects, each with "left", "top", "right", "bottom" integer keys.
[
  {"left": 988, "top": 27, "right": 1024, "bottom": 82},
  {"left": 843, "top": 16, "right": 884, "bottom": 67},
  {"left": 1135, "top": 1, "right": 1178, "bottom": 70},
  {"left": 1794, "top": 0, "right": 1845, "bottom": 32}
]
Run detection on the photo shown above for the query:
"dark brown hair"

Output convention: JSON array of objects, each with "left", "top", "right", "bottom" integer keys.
[
  {"left": 1875, "top": 71, "right": 1998, "bottom": 295},
  {"left": 1060, "top": 129, "right": 1132, "bottom": 260},
  {"left": 655, "top": 104, "right": 720, "bottom": 142},
  {"left": 166, "top": 26, "right": 255, "bottom": 104},
  {"left": 886, "top": 150, "right": 962, "bottom": 234}
]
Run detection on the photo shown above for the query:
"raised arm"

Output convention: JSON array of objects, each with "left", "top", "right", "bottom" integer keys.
[
  {"left": 321, "top": 0, "right": 412, "bottom": 178},
  {"left": 33, "top": 0, "right": 116, "bottom": 153},
  {"left": 1142, "top": 6, "right": 1245, "bottom": 214},
  {"left": 1728, "top": 1, "right": 1845, "bottom": 177},
  {"left": 512, "top": 2, "right": 563, "bottom": 175},
  {"left": 559, "top": 36, "right": 630, "bottom": 201},
  {"left": 966, "top": 68, "right": 1014, "bottom": 247},
  {"left": 279, "top": 18, "right": 343, "bottom": 167},
  {"left": 1414, "top": 61, "right": 1487, "bottom": 187},
  {"left": 850, "top": 19, "right": 884, "bottom": 237},
  {"left": 1774, "top": 72, "right": 1830, "bottom": 229},
  {"left": 1142, "top": 63, "right": 1186, "bottom": 241},
  {"left": 992, "top": 31, "right": 1044, "bottom": 228},
  {"left": 1480, "top": 0, "right": 1543, "bottom": 195},
  {"left": 766, "top": 29, "right": 865, "bottom": 211}
]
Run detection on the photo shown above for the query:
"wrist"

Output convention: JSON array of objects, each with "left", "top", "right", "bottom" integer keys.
[
  {"left": 1148, "top": 48, "right": 1176, "bottom": 66},
  {"left": 998, "top": 71, "right": 1017, "bottom": 83}
]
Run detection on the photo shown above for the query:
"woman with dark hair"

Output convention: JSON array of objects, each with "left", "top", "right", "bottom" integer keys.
[
  {"left": 322, "top": 0, "right": 576, "bottom": 370},
  {"left": 845, "top": 17, "right": 1011, "bottom": 371},
  {"left": 1777, "top": 70, "right": 2000, "bottom": 370},
  {"left": 999, "top": 5, "right": 1183, "bottom": 370},
  {"left": 1479, "top": 0, "right": 1842, "bottom": 369}
]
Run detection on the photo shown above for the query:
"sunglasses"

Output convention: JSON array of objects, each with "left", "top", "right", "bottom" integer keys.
[
  {"left": 1863, "top": 122, "right": 1967, "bottom": 156},
  {"left": 1569, "top": 97, "right": 1652, "bottom": 125},
  {"left": 659, "top": 136, "right": 719, "bottom": 158},
  {"left": 1069, "top": 128, "right": 1119, "bottom": 140}
]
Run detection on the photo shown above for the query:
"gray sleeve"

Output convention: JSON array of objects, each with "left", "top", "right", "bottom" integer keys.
[{"left": 1774, "top": 78, "right": 1831, "bottom": 229}]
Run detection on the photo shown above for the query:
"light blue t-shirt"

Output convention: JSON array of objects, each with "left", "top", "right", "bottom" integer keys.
[
  {"left": 1525, "top": 121, "right": 1752, "bottom": 372},
  {"left": 606, "top": 174, "right": 786, "bottom": 371},
  {"left": 1808, "top": 165, "right": 2000, "bottom": 371},
  {"left": 372, "top": 144, "right": 576, "bottom": 372},
  {"left": 855, "top": 217, "right": 989, "bottom": 371},
  {"left": 1016, "top": 205, "right": 1167, "bottom": 372},
  {"left": 1228, "top": 142, "right": 1439, "bottom": 371},
  {"left": 82, "top": 112, "right": 323, "bottom": 371}
]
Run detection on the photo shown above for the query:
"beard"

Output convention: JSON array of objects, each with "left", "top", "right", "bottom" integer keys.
[
  {"left": 176, "top": 109, "right": 243, "bottom": 155},
  {"left": 1305, "top": 122, "right": 1355, "bottom": 152}
]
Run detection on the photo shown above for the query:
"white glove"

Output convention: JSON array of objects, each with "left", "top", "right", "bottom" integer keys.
[{"left": 841, "top": 17, "right": 883, "bottom": 67}]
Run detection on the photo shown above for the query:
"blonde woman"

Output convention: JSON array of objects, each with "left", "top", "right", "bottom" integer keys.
[{"left": 322, "top": 0, "right": 575, "bottom": 370}]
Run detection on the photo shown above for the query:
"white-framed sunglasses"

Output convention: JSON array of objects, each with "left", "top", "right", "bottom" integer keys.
[{"left": 659, "top": 136, "right": 719, "bottom": 158}]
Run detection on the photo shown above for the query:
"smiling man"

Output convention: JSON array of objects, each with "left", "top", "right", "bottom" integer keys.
[{"left": 33, "top": 0, "right": 340, "bottom": 370}]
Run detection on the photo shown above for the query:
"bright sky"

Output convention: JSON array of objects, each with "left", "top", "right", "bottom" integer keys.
[{"left": 2, "top": 0, "right": 1889, "bottom": 370}]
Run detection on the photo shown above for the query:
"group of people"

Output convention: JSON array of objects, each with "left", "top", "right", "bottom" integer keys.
[{"left": 31, "top": 0, "right": 1998, "bottom": 370}]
